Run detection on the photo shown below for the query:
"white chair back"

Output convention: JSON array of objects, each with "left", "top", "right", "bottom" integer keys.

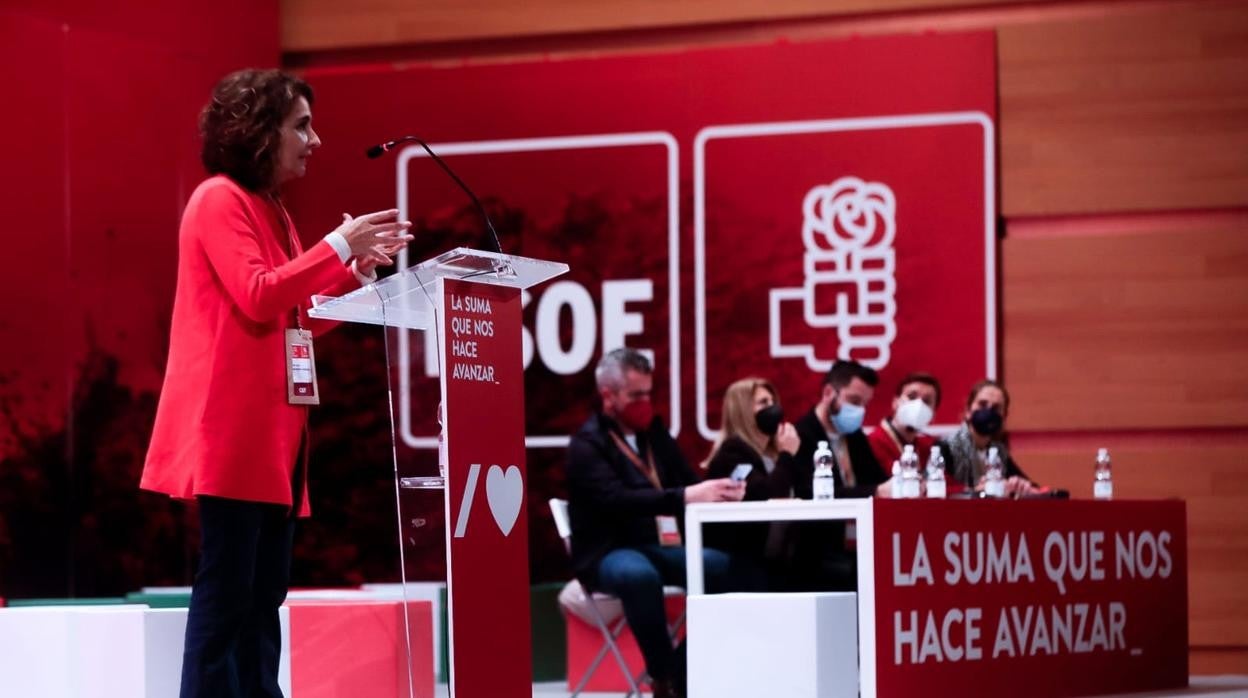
[{"left": 549, "top": 498, "right": 573, "bottom": 553}]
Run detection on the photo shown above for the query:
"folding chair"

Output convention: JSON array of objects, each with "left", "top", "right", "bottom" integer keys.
[{"left": 549, "top": 498, "right": 685, "bottom": 698}]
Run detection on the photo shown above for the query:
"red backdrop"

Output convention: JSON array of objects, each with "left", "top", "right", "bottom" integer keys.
[
  {"left": 288, "top": 31, "right": 997, "bottom": 457},
  {"left": 0, "top": 2, "right": 278, "bottom": 597},
  {"left": 0, "top": 22, "right": 998, "bottom": 596}
]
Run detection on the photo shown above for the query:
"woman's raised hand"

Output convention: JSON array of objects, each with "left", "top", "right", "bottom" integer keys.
[{"left": 336, "top": 209, "right": 413, "bottom": 259}]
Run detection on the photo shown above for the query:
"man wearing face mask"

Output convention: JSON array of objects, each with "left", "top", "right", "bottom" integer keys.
[
  {"left": 937, "top": 379, "right": 1039, "bottom": 498},
  {"left": 787, "top": 361, "right": 890, "bottom": 591},
  {"left": 867, "top": 372, "right": 942, "bottom": 478},
  {"left": 792, "top": 360, "right": 889, "bottom": 499},
  {"left": 567, "top": 348, "right": 745, "bottom": 698}
]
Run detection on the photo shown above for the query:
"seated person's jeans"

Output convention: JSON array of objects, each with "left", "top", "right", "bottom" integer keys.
[{"left": 595, "top": 545, "right": 733, "bottom": 683}]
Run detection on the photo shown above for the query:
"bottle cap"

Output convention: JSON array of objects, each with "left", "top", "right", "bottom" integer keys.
[
  {"left": 903, "top": 444, "right": 915, "bottom": 454},
  {"left": 817, "top": 440, "right": 828, "bottom": 450},
  {"left": 1097, "top": 447, "right": 1109, "bottom": 459}
]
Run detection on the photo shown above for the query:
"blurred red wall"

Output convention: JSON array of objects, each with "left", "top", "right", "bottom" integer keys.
[{"left": 0, "top": 0, "right": 278, "bottom": 597}]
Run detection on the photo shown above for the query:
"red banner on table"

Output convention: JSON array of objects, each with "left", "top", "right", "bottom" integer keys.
[
  {"left": 873, "top": 499, "right": 1187, "bottom": 697},
  {"left": 440, "top": 277, "right": 531, "bottom": 697}
]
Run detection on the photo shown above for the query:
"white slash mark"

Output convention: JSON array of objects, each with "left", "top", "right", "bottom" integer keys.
[{"left": 453, "top": 463, "right": 482, "bottom": 538}]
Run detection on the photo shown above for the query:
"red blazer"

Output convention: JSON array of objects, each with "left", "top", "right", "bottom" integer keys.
[
  {"left": 864, "top": 420, "right": 970, "bottom": 495},
  {"left": 141, "top": 176, "right": 358, "bottom": 515},
  {"left": 867, "top": 419, "right": 937, "bottom": 471}
]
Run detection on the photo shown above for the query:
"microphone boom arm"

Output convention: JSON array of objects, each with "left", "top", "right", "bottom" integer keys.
[{"left": 368, "top": 137, "right": 504, "bottom": 255}]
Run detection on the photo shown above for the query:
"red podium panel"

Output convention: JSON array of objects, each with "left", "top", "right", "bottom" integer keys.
[
  {"left": 308, "top": 249, "right": 564, "bottom": 696},
  {"left": 873, "top": 499, "right": 1188, "bottom": 697},
  {"left": 440, "top": 277, "right": 532, "bottom": 697}
]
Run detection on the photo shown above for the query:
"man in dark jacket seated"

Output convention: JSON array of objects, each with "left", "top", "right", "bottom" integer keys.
[
  {"left": 789, "top": 360, "right": 891, "bottom": 590},
  {"left": 567, "top": 348, "right": 744, "bottom": 698}
]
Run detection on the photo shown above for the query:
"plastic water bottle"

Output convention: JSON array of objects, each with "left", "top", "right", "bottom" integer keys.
[
  {"left": 900, "top": 444, "right": 921, "bottom": 499},
  {"left": 890, "top": 461, "right": 902, "bottom": 498},
  {"left": 926, "top": 447, "right": 947, "bottom": 499},
  {"left": 813, "top": 440, "right": 835, "bottom": 500},
  {"left": 983, "top": 447, "right": 1006, "bottom": 498},
  {"left": 1094, "top": 448, "right": 1113, "bottom": 500}
]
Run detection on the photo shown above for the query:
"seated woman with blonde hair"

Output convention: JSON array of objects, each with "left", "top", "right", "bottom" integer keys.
[
  {"left": 703, "top": 377, "right": 799, "bottom": 584},
  {"left": 704, "top": 377, "right": 800, "bottom": 497}
]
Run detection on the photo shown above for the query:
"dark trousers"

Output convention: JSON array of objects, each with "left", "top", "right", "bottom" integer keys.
[
  {"left": 595, "top": 545, "right": 733, "bottom": 686},
  {"left": 180, "top": 496, "right": 296, "bottom": 698}
]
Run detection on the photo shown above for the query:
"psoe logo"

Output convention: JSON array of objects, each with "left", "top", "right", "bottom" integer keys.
[{"left": 770, "top": 176, "right": 898, "bottom": 371}]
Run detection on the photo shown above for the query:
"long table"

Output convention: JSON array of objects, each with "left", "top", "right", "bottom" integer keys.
[{"left": 685, "top": 498, "right": 1188, "bottom": 697}]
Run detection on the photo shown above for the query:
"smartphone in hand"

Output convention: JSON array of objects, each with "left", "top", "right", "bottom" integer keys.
[{"left": 730, "top": 463, "right": 753, "bottom": 482}]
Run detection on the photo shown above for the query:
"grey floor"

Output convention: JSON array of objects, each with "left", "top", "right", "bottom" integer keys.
[{"left": 431, "top": 677, "right": 1248, "bottom": 697}]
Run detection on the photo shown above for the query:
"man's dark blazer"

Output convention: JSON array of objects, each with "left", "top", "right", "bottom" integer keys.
[{"left": 565, "top": 412, "right": 698, "bottom": 587}]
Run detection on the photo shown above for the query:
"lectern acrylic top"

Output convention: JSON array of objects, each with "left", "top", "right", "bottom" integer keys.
[{"left": 308, "top": 247, "right": 569, "bottom": 330}]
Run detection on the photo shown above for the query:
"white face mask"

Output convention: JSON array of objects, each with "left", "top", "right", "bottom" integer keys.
[{"left": 895, "top": 398, "right": 934, "bottom": 431}]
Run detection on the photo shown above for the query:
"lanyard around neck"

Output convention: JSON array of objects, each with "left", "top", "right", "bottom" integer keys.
[
  {"left": 269, "top": 195, "right": 305, "bottom": 331},
  {"left": 608, "top": 430, "right": 662, "bottom": 490}
]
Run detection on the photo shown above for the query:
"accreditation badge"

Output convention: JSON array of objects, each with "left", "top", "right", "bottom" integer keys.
[
  {"left": 285, "top": 328, "right": 320, "bottom": 405},
  {"left": 656, "top": 515, "right": 682, "bottom": 547}
]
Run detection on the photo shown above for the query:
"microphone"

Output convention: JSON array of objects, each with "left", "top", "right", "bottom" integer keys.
[{"left": 366, "top": 136, "right": 503, "bottom": 254}]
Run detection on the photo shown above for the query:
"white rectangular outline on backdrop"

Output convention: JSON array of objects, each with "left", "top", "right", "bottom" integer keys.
[
  {"left": 396, "top": 132, "right": 681, "bottom": 449},
  {"left": 693, "top": 112, "right": 997, "bottom": 442}
]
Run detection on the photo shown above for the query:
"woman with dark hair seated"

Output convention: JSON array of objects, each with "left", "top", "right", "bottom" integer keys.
[
  {"left": 939, "top": 379, "right": 1042, "bottom": 498},
  {"left": 140, "top": 69, "right": 413, "bottom": 698}
]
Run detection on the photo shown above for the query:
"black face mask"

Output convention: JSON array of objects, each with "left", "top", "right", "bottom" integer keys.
[
  {"left": 755, "top": 404, "right": 784, "bottom": 437},
  {"left": 969, "top": 407, "right": 1003, "bottom": 437}
]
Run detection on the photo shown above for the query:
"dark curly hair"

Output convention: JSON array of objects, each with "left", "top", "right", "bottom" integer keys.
[{"left": 200, "top": 69, "right": 314, "bottom": 192}]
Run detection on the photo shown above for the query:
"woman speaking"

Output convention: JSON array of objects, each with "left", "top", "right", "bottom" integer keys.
[{"left": 140, "top": 69, "right": 412, "bottom": 698}]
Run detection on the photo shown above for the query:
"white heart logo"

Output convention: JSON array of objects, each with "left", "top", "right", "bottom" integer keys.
[{"left": 485, "top": 465, "right": 523, "bottom": 537}]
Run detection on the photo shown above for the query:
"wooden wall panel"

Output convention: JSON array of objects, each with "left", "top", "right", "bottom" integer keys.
[
  {"left": 1003, "top": 220, "right": 1248, "bottom": 431},
  {"left": 1191, "top": 648, "right": 1248, "bottom": 674},
  {"left": 279, "top": 0, "right": 1027, "bottom": 51},
  {"left": 999, "top": 2, "right": 1248, "bottom": 216},
  {"left": 283, "top": 0, "right": 1248, "bottom": 219},
  {"left": 1014, "top": 441, "right": 1248, "bottom": 648}
]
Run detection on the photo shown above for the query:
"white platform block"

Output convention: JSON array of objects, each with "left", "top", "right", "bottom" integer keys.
[
  {"left": 0, "top": 604, "right": 292, "bottom": 698},
  {"left": 139, "top": 586, "right": 193, "bottom": 595},
  {"left": 0, "top": 605, "right": 147, "bottom": 697},
  {"left": 687, "top": 592, "right": 858, "bottom": 698},
  {"left": 138, "top": 606, "right": 290, "bottom": 697},
  {"left": 279, "top": 604, "right": 292, "bottom": 694},
  {"left": 143, "top": 608, "right": 187, "bottom": 697}
]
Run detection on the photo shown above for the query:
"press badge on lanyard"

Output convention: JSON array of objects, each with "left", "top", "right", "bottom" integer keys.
[
  {"left": 274, "top": 196, "right": 320, "bottom": 406},
  {"left": 285, "top": 328, "right": 320, "bottom": 405},
  {"left": 607, "top": 430, "right": 681, "bottom": 546},
  {"left": 656, "top": 515, "right": 682, "bottom": 547}
]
